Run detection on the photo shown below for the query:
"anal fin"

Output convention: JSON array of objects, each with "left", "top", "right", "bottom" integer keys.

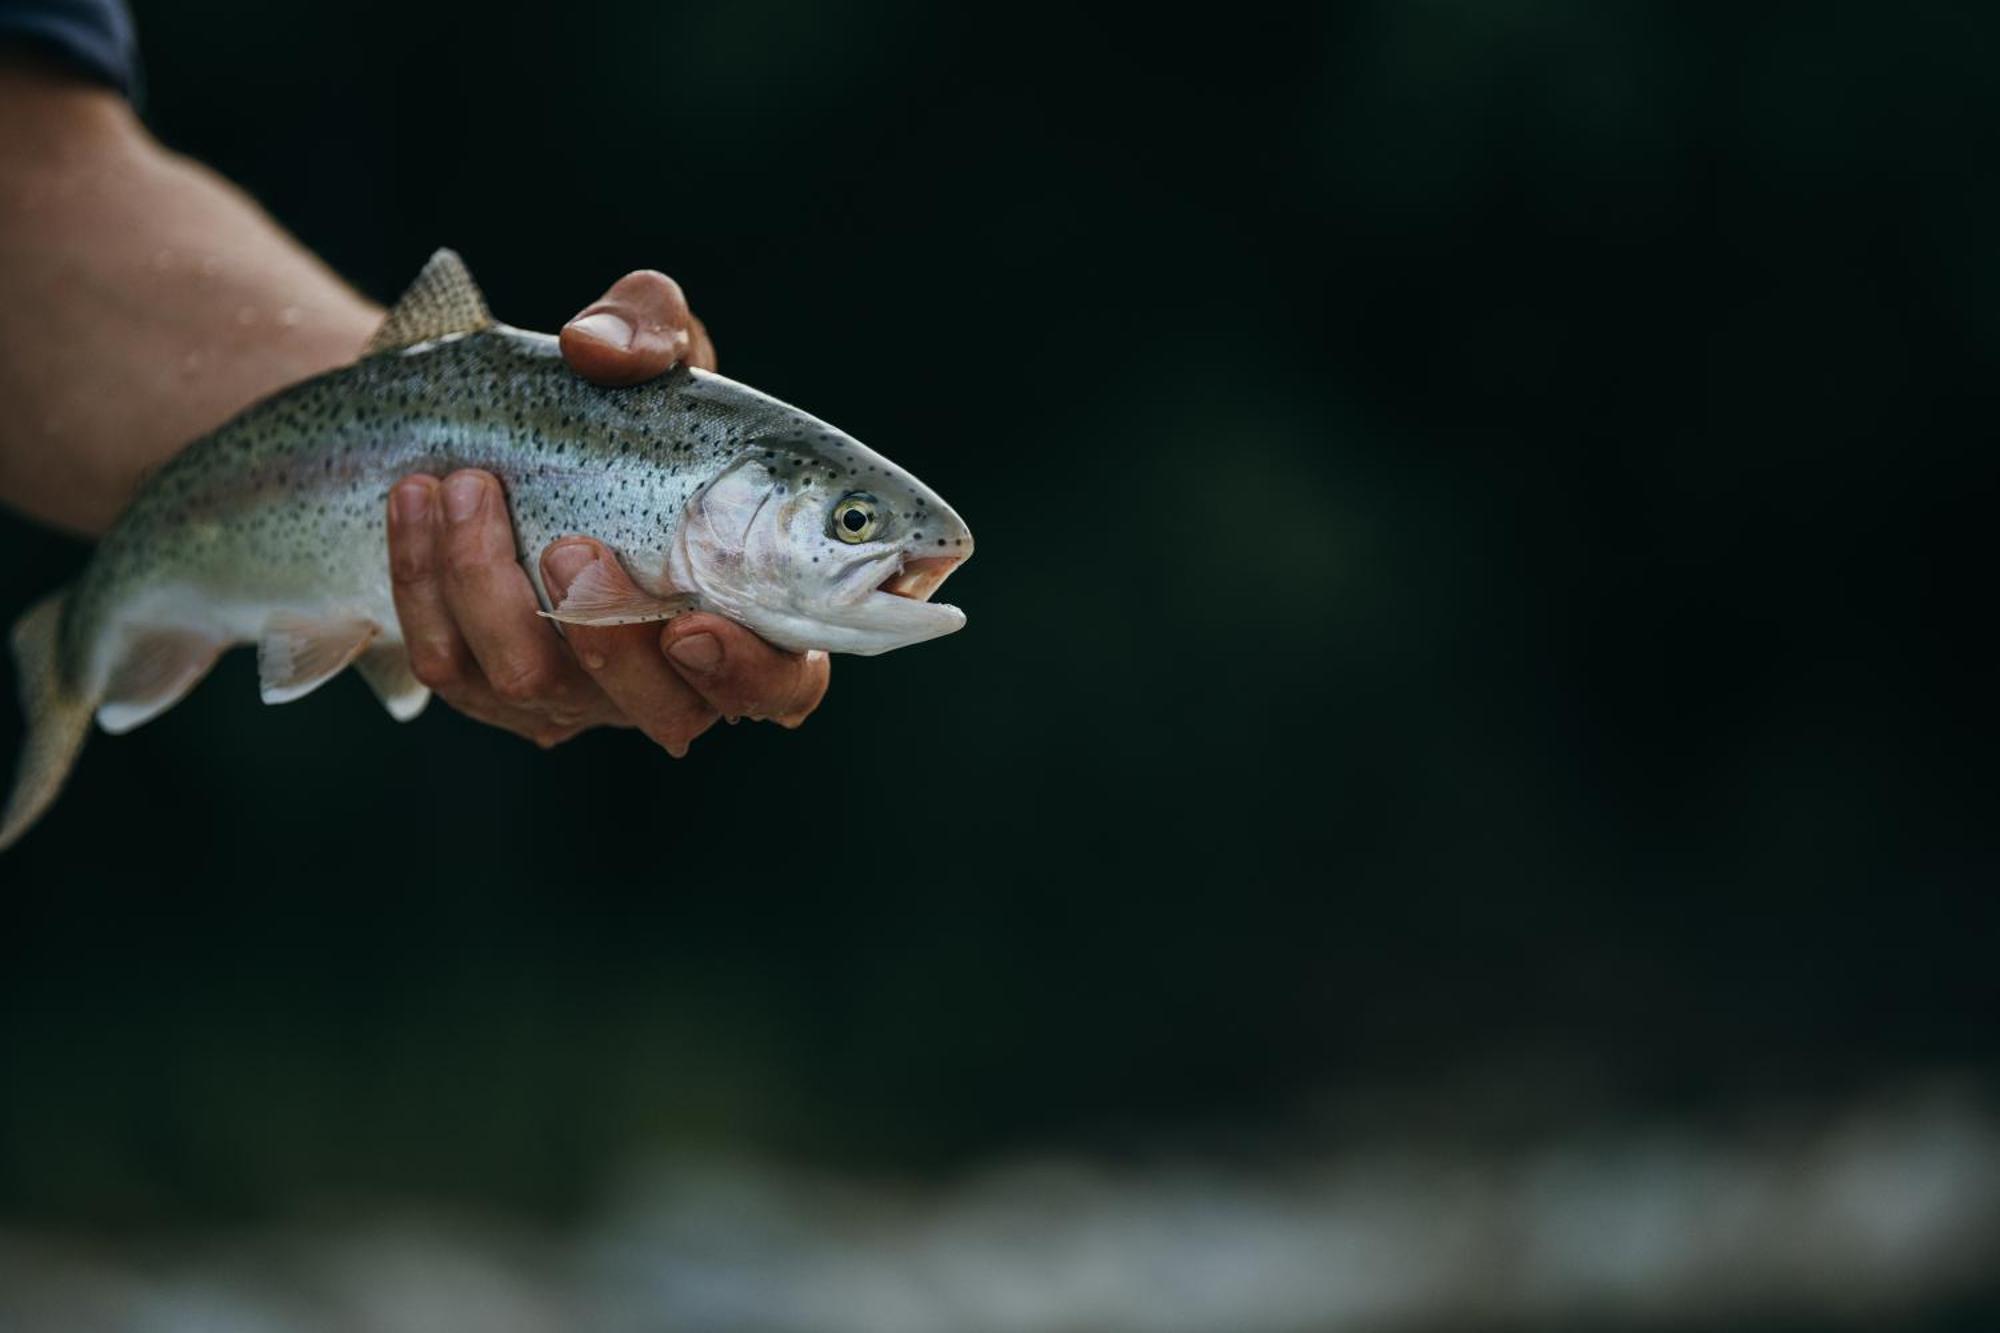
[
  {"left": 258, "top": 614, "right": 377, "bottom": 705},
  {"left": 355, "top": 641, "right": 430, "bottom": 722},
  {"left": 98, "top": 627, "right": 226, "bottom": 735},
  {"left": 537, "top": 558, "right": 698, "bottom": 627}
]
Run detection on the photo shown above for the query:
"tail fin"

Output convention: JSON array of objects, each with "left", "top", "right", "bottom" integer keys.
[{"left": 1, "top": 592, "right": 94, "bottom": 852}]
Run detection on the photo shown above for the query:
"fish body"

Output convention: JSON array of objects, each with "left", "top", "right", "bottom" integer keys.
[{"left": 2, "top": 251, "right": 971, "bottom": 849}]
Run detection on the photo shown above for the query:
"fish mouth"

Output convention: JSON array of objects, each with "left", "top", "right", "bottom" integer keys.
[
  {"left": 865, "top": 553, "right": 967, "bottom": 640},
  {"left": 876, "top": 554, "right": 963, "bottom": 604}
]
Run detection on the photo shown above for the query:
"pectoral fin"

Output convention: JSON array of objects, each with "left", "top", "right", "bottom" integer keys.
[
  {"left": 258, "top": 615, "right": 377, "bottom": 705},
  {"left": 98, "top": 627, "right": 226, "bottom": 735},
  {"left": 354, "top": 641, "right": 431, "bottom": 721},
  {"left": 538, "top": 559, "right": 698, "bottom": 626}
]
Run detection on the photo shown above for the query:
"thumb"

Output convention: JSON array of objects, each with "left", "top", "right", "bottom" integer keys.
[{"left": 559, "top": 270, "right": 694, "bottom": 387}]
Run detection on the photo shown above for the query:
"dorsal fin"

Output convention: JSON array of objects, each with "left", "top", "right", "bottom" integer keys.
[{"left": 364, "top": 248, "right": 493, "bottom": 355}]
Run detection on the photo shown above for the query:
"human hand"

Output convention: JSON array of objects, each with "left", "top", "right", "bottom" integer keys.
[{"left": 384, "top": 271, "right": 830, "bottom": 751}]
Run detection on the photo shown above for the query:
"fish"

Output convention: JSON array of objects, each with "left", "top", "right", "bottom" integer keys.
[{"left": 1, "top": 249, "right": 972, "bottom": 850}]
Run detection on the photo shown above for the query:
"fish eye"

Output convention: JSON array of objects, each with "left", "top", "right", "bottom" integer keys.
[{"left": 830, "top": 493, "right": 880, "bottom": 543}]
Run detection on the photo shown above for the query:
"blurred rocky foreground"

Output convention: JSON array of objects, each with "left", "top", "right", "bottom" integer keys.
[{"left": 1, "top": 1079, "right": 1994, "bottom": 1333}]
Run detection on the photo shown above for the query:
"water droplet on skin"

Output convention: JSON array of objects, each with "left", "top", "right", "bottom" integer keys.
[
  {"left": 198, "top": 256, "right": 221, "bottom": 279},
  {"left": 278, "top": 306, "right": 302, "bottom": 329}
]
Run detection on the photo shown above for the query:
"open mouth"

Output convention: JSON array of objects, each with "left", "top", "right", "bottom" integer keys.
[{"left": 876, "top": 554, "right": 963, "bottom": 603}]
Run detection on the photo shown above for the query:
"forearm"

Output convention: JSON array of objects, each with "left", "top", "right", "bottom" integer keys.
[{"left": 0, "top": 56, "right": 380, "bottom": 535}]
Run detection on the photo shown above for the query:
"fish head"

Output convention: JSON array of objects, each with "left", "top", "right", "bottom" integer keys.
[{"left": 668, "top": 432, "right": 973, "bottom": 656}]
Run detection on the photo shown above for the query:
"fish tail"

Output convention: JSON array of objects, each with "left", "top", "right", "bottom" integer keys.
[{"left": 1, "top": 591, "right": 94, "bottom": 852}]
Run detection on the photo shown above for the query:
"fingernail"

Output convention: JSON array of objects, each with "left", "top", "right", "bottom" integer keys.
[
  {"left": 545, "top": 541, "right": 596, "bottom": 594},
  {"left": 567, "top": 311, "right": 634, "bottom": 350},
  {"left": 666, "top": 740, "right": 690, "bottom": 759},
  {"left": 667, "top": 632, "right": 722, "bottom": 674},
  {"left": 443, "top": 473, "right": 484, "bottom": 523},
  {"left": 392, "top": 480, "right": 430, "bottom": 528}
]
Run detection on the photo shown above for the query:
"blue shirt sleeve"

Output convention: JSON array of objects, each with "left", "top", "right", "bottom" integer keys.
[{"left": 0, "top": 0, "right": 139, "bottom": 100}]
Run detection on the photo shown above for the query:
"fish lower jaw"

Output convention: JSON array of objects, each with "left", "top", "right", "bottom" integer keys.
[
  {"left": 756, "top": 594, "right": 966, "bottom": 656},
  {"left": 673, "top": 537, "right": 967, "bottom": 655},
  {"left": 865, "top": 591, "right": 965, "bottom": 627},
  {"left": 850, "top": 595, "right": 968, "bottom": 654}
]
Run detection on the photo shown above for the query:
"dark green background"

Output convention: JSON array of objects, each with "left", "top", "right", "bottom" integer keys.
[{"left": 1, "top": 0, "right": 1994, "bottom": 1245}]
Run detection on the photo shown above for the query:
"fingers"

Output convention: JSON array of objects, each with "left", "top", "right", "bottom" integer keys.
[
  {"left": 388, "top": 470, "right": 621, "bottom": 747},
  {"left": 542, "top": 540, "right": 719, "bottom": 757},
  {"left": 436, "top": 472, "right": 600, "bottom": 710},
  {"left": 660, "top": 614, "right": 831, "bottom": 728},
  {"left": 385, "top": 471, "right": 823, "bottom": 756},
  {"left": 560, "top": 270, "right": 700, "bottom": 386},
  {"left": 388, "top": 475, "right": 464, "bottom": 687}
]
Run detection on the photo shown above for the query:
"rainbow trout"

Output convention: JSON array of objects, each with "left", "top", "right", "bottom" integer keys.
[{"left": 2, "top": 250, "right": 972, "bottom": 849}]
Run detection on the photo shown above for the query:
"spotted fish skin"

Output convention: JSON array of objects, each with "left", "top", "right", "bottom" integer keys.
[
  {"left": 1, "top": 251, "right": 972, "bottom": 850},
  {"left": 69, "top": 330, "right": 835, "bottom": 680}
]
